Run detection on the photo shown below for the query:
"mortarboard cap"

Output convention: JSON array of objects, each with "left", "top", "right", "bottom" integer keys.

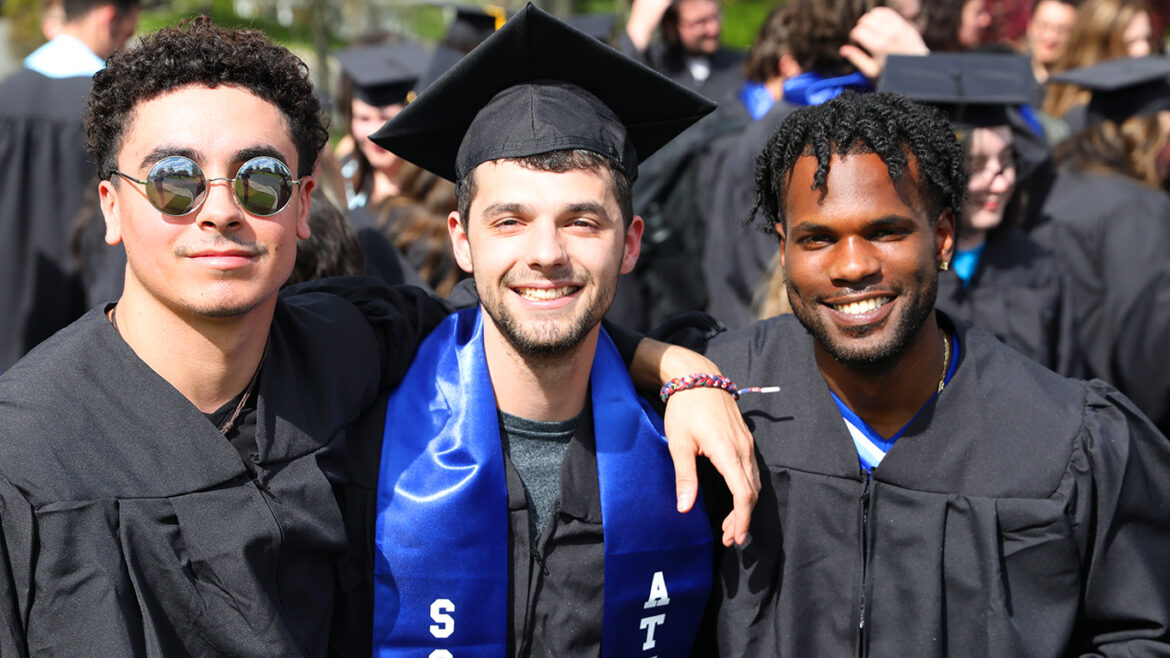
[
  {"left": 443, "top": 4, "right": 509, "bottom": 50},
  {"left": 879, "top": 53, "right": 1033, "bottom": 130},
  {"left": 336, "top": 42, "right": 429, "bottom": 107},
  {"left": 370, "top": 3, "right": 716, "bottom": 183},
  {"left": 1049, "top": 55, "right": 1170, "bottom": 125}
]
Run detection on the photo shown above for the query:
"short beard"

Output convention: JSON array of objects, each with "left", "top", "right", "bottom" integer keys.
[
  {"left": 789, "top": 270, "right": 938, "bottom": 375},
  {"left": 478, "top": 268, "right": 615, "bottom": 364}
]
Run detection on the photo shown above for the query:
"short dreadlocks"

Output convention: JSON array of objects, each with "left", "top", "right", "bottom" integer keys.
[
  {"left": 86, "top": 16, "right": 329, "bottom": 180},
  {"left": 750, "top": 91, "right": 967, "bottom": 234}
]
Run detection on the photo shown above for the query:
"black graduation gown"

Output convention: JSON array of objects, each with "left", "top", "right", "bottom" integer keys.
[
  {"left": 1032, "top": 169, "right": 1170, "bottom": 399},
  {"left": 606, "top": 103, "right": 753, "bottom": 332},
  {"left": 616, "top": 32, "right": 744, "bottom": 105},
  {"left": 700, "top": 314, "right": 1170, "bottom": 655},
  {"left": 0, "top": 69, "right": 92, "bottom": 370},
  {"left": 935, "top": 229, "right": 1082, "bottom": 377},
  {"left": 0, "top": 279, "right": 448, "bottom": 656},
  {"left": 347, "top": 205, "right": 429, "bottom": 289},
  {"left": 1112, "top": 266, "right": 1170, "bottom": 435},
  {"left": 703, "top": 101, "right": 796, "bottom": 329}
]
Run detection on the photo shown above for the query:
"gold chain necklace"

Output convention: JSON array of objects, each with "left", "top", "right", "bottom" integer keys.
[{"left": 937, "top": 327, "right": 951, "bottom": 393}]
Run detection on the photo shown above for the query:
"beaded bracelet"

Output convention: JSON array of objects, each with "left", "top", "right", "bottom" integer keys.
[{"left": 660, "top": 373, "right": 741, "bottom": 403}]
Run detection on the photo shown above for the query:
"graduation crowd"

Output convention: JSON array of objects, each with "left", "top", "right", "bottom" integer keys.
[{"left": 0, "top": 0, "right": 1169, "bottom": 654}]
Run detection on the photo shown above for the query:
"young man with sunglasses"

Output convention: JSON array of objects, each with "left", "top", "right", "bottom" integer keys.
[{"left": 0, "top": 17, "right": 755, "bottom": 655}]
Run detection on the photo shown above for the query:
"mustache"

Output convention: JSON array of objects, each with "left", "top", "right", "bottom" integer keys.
[{"left": 174, "top": 235, "right": 268, "bottom": 258}]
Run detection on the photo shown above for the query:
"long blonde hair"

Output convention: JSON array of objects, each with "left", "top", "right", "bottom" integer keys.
[
  {"left": 1043, "top": 0, "right": 1152, "bottom": 117},
  {"left": 1056, "top": 112, "right": 1170, "bottom": 187}
]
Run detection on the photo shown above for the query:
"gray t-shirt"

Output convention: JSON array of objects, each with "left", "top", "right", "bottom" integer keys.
[{"left": 498, "top": 409, "right": 582, "bottom": 540}]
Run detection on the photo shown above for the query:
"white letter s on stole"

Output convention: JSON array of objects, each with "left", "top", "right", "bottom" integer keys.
[{"left": 430, "top": 598, "right": 455, "bottom": 639}]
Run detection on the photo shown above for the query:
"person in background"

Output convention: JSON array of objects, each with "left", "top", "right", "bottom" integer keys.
[
  {"left": 1042, "top": 0, "right": 1154, "bottom": 131},
  {"left": 619, "top": 0, "right": 744, "bottom": 102},
  {"left": 1028, "top": 0, "right": 1079, "bottom": 85},
  {"left": 335, "top": 41, "right": 462, "bottom": 292},
  {"left": 0, "top": 0, "right": 139, "bottom": 371},
  {"left": 1035, "top": 56, "right": 1170, "bottom": 424}
]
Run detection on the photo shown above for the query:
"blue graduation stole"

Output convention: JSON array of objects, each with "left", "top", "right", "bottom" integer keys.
[{"left": 373, "top": 307, "right": 713, "bottom": 656}]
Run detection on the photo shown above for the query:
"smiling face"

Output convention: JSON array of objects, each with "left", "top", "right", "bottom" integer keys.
[
  {"left": 350, "top": 97, "right": 405, "bottom": 179},
  {"left": 673, "top": 0, "right": 723, "bottom": 56},
  {"left": 962, "top": 126, "right": 1016, "bottom": 241},
  {"left": 1028, "top": 0, "right": 1076, "bottom": 67},
  {"left": 98, "top": 84, "right": 313, "bottom": 321},
  {"left": 778, "top": 151, "right": 954, "bottom": 372},
  {"left": 449, "top": 159, "right": 642, "bottom": 358}
]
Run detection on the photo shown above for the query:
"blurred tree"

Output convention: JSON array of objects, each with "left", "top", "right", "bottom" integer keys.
[{"left": 3, "top": 0, "right": 46, "bottom": 58}]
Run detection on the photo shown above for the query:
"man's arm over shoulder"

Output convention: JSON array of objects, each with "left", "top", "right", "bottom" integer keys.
[
  {"left": 1074, "top": 380, "right": 1170, "bottom": 652},
  {"left": 282, "top": 277, "right": 453, "bottom": 390}
]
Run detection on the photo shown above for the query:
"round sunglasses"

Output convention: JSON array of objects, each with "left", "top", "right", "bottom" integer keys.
[{"left": 112, "top": 155, "right": 303, "bottom": 217}]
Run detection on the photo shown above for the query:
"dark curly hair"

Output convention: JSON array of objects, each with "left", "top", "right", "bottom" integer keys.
[
  {"left": 750, "top": 91, "right": 967, "bottom": 234},
  {"left": 86, "top": 16, "right": 329, "bottom": 180}
]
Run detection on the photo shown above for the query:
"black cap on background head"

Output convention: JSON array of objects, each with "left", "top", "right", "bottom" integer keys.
[
  {"left": 444, "top": 4, "right": 508, "bottom": 50},
  {"left": 879, "top": 53, "right": 1034, "bottom": 130},
  {"left": 336, "top": 42, "right": 429, "bottom": 107},
  {"left": 371, "top": 3, "right": 716, "bottom": 183},
  {"left": 1050, "top": 55, "right": 1170, "bottom": 125},
  {"left": 563, "top": 12, "right": 617, "bottom": 42}
]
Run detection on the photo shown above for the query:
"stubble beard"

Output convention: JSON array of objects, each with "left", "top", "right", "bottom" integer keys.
[
  {"left": 787, "top": 269, "right": 939, "bottom": 375},
  {"left": 479, "top": 269, "right": 615, "bottom": 363}
]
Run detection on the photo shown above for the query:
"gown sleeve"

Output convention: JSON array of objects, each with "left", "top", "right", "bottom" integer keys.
[
  {"left": 1071, "top": 380, "right": 1170, "bottom": 653},
  {"left": 0, "top": 475, "right": 33, "bottom": 658}
]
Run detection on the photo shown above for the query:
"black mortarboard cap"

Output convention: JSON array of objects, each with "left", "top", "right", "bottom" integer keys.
[
  {"left": 1050, "top": 55, "right": 1170, "bottom": 125},
  {"left": 564, "top": 12, "right": 617, "bottom": 42},
  {"left": 879, "top": 53, "right": 1034, "bottom": 129},
  {"left": 370, "top": 3, "right": 716, "bottom": 183},
  {"left": 336, "top": 42, "right": 429, "bottom": 107},
  {"left": 443, "top": 4, "right": 508, "bottom": 51}
]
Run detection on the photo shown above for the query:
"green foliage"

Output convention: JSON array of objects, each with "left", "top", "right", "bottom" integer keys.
[
  {"left": 721, "top": 0, "right": 782, "bottom": 50},
  {"left": 3, "top": 0, "right": 47, "bottom": 58},
  {"left": 135, "top": 0, "right": 337, "bottom": 50}
]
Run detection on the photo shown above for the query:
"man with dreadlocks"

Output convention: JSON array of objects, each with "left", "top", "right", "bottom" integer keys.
[{"left": 688, "top": 91, "right": 1170, "bottom": 654}]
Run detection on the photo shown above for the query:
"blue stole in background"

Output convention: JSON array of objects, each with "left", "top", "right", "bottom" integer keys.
[{"left": 373, "top": 307, "right": 713, "bottom": 656}]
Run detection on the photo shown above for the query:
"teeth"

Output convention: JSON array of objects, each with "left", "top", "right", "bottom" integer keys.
[
  {"left": 516, "top": 286, "right": 578, "bottom": 300},
  {"left": 833, "top": 297, "right": 891, "bottom": 315}
]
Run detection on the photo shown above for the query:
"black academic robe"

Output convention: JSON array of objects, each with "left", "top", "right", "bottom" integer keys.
[
  {"left": 1032, "top": 169, "right": 1170, "bottom": 403},
  {"left": 347, "top": 205, "right": 429, "bottom": 289},
  {"left": 935, "top": 229, "right": 1082, "bottom": 377},
  {"left": 703, "top": 101, "right": 797, "bottom": 329},
  {"left": 616, "top": 32, "right": 743, "bottom": 105},
  {"left": 0, "top": 69, "right": 92, "bottom": 370},
  {"left": 1112, "top": 265, "right": 1170, "bottom": 436},
  {"left": 0, "top": 279, "right": 447, "bottom": 656},
  {"left": 700, "top": 314, "right": 1170, "bottom": 655}
]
